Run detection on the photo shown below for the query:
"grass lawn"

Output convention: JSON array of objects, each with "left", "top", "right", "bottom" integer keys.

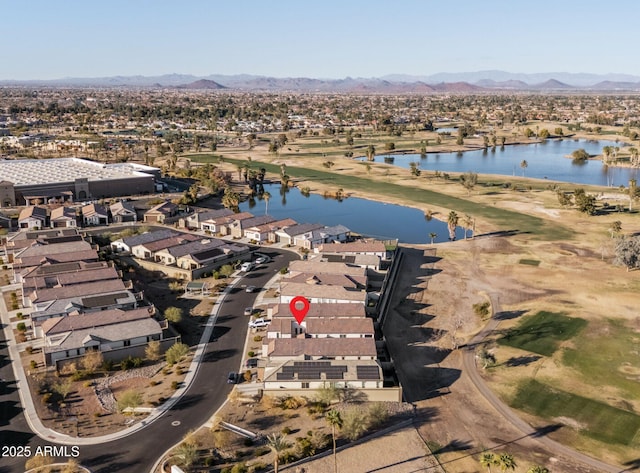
[
  {"left": 498, "top": 311, "right": 588, "bottom": 356},
  {"left": 190, "top": 154, "right": 573, "bottom": 241},
  {"left": 512, "top": 379, "right": 640, "bottom": 445},
  {"left": 563, "top": 318, "right": 640, "bottom": 399}
]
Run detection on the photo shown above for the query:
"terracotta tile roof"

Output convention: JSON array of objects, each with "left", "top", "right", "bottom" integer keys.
[
  {"left": 318, "top": 240, "right": 387, "bottom": 254},
  {"left": 268, "top": 337, "right": 376, "bottom": 358},
  {"left": 42, "top": 306, "right": 155, "bottom": 335},
  {"left": 270, "top": 303, "right": 366, "bottom": 319}
]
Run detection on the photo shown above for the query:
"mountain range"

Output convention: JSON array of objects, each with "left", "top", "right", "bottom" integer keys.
[{"left": 3, "top": 71, "right": 640, "bottom": 92}]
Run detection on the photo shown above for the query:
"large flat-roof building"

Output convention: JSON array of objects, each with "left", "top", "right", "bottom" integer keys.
[{"left": 0, "top": 158, "right": 158, "bottom": 207}]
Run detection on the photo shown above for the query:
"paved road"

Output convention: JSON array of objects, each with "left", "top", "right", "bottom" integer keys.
[{"left": 0, "top": 249, "right": 298, "bottom": 473}]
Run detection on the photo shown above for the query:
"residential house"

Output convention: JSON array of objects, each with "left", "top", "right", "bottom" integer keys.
[
  {"left": 109, "top": 201, "right": 137, "bottom": 223},
  {"left": 293, "top": 224, "right": 351, "bottom": 250},
  {"left": 49, "top": 206, "right": 77, "bottom": 228},
  {"left": 244, "top": 218, "right": 297, "bottom": 244},
  {"left": 110, "top": 229, "right": 180, "bottom": 253},
  {"left": 181, "top": 208, "right": 234, "bottom": 230},
  {"left": 175, "top": 242, "right": 250, "bottom": 271},
  {"left": 82, "top": 203, "right": 109, "bottom": 226},
  {"left": 22, "top": 264, "right": 120, "bottom": 296},
  {"left": 274, "top": 223, "right": 324, "bottom": 246},
  {"left": 130, "top": 233, "right": 199, "bottom": 260},
  {"left": 18, "top": 206, "right": 48, "bottom": 229},
  {"left": 26, "top": 279, "right": 128, "bottom": 308},
  {"left": 265, "top": 337, "right": 377, "bottom": 361},
  {"left": 316, "top": 240, "right": 387, "bottom": 259},
  {"left": 41, "top": 306, "right": 167, "bottom": 366},
  {"left": 229, "top": 214, "right": 275, "bottom": 239},
  {"left": 12, "top": 240, "right": 98, "bottom": 271},
  {"left": 31, "top": 290, "right": 141, "bottom": 335},
  {"left": 153, "top": 238, "right": 225, "bottom": 266},
  {"left": 279, "top": 282, "right": 367, "bottom": 304},
  {"left": 202, "top": 211, "right": 253, "bottom": 236},
  {"left": 262, "top": 360, "right": 385, "bottom": 393},
  {"left": 143, "top": 200, "right": 178, "bottom": 223}
]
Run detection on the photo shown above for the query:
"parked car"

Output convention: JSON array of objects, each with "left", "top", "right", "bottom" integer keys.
[
  {"left": 244, "top": 307, "right": 254, "bottom": 316},
  {"left": 227, "top": 372, "right": 239, "bottom": 384},
  {"left": 245, "top": 358, "right": 258, "bottom": 368},
  {"left": 248, "top": 318, "right": 270, "bottom": 329},
  {"left": 240, "top": 262, "right": 254, "bottom": 272},
  {"left": 255, "top": 256, "right": 269, "bottom": 264},
  {"left": 245, "top": 285, "right": 257, "bottom": 293}
]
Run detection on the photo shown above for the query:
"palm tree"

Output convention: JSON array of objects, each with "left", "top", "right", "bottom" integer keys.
[
  {"left": 479, "top": 452, "right": 499, "bottom": 473},
  {"left": 527, "top": 466, "right": 550, "bottom": 473},
  {"left": 429, "top": 232, "right": 437, "bottom": 245},
  {"left": 326, "top": 409, "right": 343, "bottom": 473},
  {"left": 366, "top": 144, "right": 376, "bottom": 161},
  {"left": 263, "top": 191, "right": 271, "bottom": 215},
  {"left": 499, "top": 453, "right": 517, "bottom": 472},
  {"left": 629, "top": 178, "right": 637, "bottom": 211},
  {"left": 520, "top": 159, "right": 528, "bottom": 177},
  {"left": 447, "top": 211, "right": 459, "bottom": 241},
  {"left": 266, "top": 432, "right": 290, "bottom": 473},
  {"left": 462, "top": 214, "right": 474, "bottom": 240},
  {"left": 173, "top": 442, "right": 198, "bottom": 471}
]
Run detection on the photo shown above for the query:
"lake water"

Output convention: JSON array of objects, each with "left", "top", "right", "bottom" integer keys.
[
  {"left": 362, "top": 139, "right": 639, "bottom": 187},
  {"left": 239, "top": 184, "right": 464, "bottom": 244}
]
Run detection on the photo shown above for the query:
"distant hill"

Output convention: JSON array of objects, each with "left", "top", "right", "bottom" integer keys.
[
  {"left": 531, "top": 79, "right": 573, "bottom": 89},
  {"left": 177, "top": 79, "right": 226, "bottom": 90},
  {"left": 4, "top": 70, "right": 640, "bottom": 92}
]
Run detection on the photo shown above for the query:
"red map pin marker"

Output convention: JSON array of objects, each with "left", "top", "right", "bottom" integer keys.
[{"left": 289, "top": 296, "right": 310, "bottom": 324}]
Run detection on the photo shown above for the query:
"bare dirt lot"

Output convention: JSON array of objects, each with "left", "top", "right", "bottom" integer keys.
[{"left": 383, "top": 236, "right": 640, "bottom": 473}]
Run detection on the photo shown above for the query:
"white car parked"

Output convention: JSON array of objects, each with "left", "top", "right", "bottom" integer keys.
[{"left": 248, "top": 318, "right": 270, "bottom": 329}]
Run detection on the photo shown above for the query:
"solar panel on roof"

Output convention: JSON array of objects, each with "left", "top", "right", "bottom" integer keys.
[
  {"left": 325, "top": 371, "right": 344, "bottom": 380},
  {"left": 356, "top": 365, "right": 381, "bottom": 380}
]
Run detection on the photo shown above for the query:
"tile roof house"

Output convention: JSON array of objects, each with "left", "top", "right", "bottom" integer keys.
[
  {"left": 49, "top": 206, "right": 77, "bottom": 228},
  {"left": 143, "top": 200, "right": 178, "bottom": 224},
  {"left": 279, "top": 282, "right": 367, "bottom": 304},
  {"left": 42, "top": 306, "right": 165, "bottom": 366},
  {"left": 266, "top": 337, "right": 377, "bottom": 361},
  {"left": 109, "top": 201, "right": 137, "bottom": 223},
  {"left": 316, "top": 240, "right": 387, "bottom": 258},
  {"left": 243, "top": 218, "right": 297, "bottom": 243},
  {"left": 203, "top": 211, "right": 253, "bottom": 236},
  {"left": 229, "top": 215, "right": 275, "bottom": 238},
  {"left": 293, "top": 224, "right": 351, "bottom": 249},
  {"left": 182, "top": 208, "right": 234, "bottom": 230},
  {"left": 82, "top": 203, "right": 109, "bottom": 226},
  {"left": 275, "top": 223, "right": 324, "bottom": 246},
  {"left": 110, "top": 229, "right": 180, "bottom": 253},
  {"left": 18, "top": 206, "right": 48, "bottom": 229},
  {"left": 153, "top": 238, "right": 225, "bottom": 266},
  {"left": 130, "top": 233, "right": 199, "bottom": 260}
]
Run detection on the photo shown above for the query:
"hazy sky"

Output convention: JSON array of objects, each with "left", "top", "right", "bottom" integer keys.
[{"left": 3, "top": 0, "right": 639, "bottom": 80}]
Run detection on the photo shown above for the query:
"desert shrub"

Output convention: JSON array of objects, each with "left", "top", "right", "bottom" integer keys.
[
  {"left": 166, "top": 342, "right": 189, "bottom": 365},
  {"left": 16, "top": 312, "right": 23, "bottom": 319},
  {"left": 16, "top": 322, "right": 27, "bottom": 332},
  {"left": 341, "top": 408, "right": 368, "bottom": 440},
  {"left": 101, "top": 359, "right": 114, "bottom": 371},
  {"left": 29, "top": 360, "right": 37, "bottom": 370},
  {"left": 41, "top": 393, "right": 53, "bottom": 404},
  {"left": 149, "top": 380, "right": 160, "bottom": 387},
  {"left": 117, "top": 389, "right": 143, "bottom": 412},
  {"left": 367, "top": 402, "right": 390, "bottom": 428},
  {"left": 243, "top": 370, "right": 252, "bottom": 382},
  {"left": 253, "top": 335, "right": 263, "bottom": 342},
  {"left": 281, "top": 426, "right": 291, "bottom": 435},
  {"left": 175, "top": 366, "right": 183, "bottom": 376},
  {"left": 84, "top": 381, "right": 93, "bottom": 388},
  {"left": 279, "top": 396, "right": 306, "bottom": 410},
  {"left": 473, "top": 301, "right": 491, "bottom": 318},
  {"left": 171, "top": 381, "right": 179, "bottom": 390},
  {"left": 247, "top": 351, "right": 255, "bottom": 358},
  {"left": 71, "top": 371, "right": 85, "bottom": 381},
  {"left": 164, "top": 306, "right": 183, "bottom": 324},
  {"left": 25, "top": 345, "right": 33, "bottom": 354}
]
